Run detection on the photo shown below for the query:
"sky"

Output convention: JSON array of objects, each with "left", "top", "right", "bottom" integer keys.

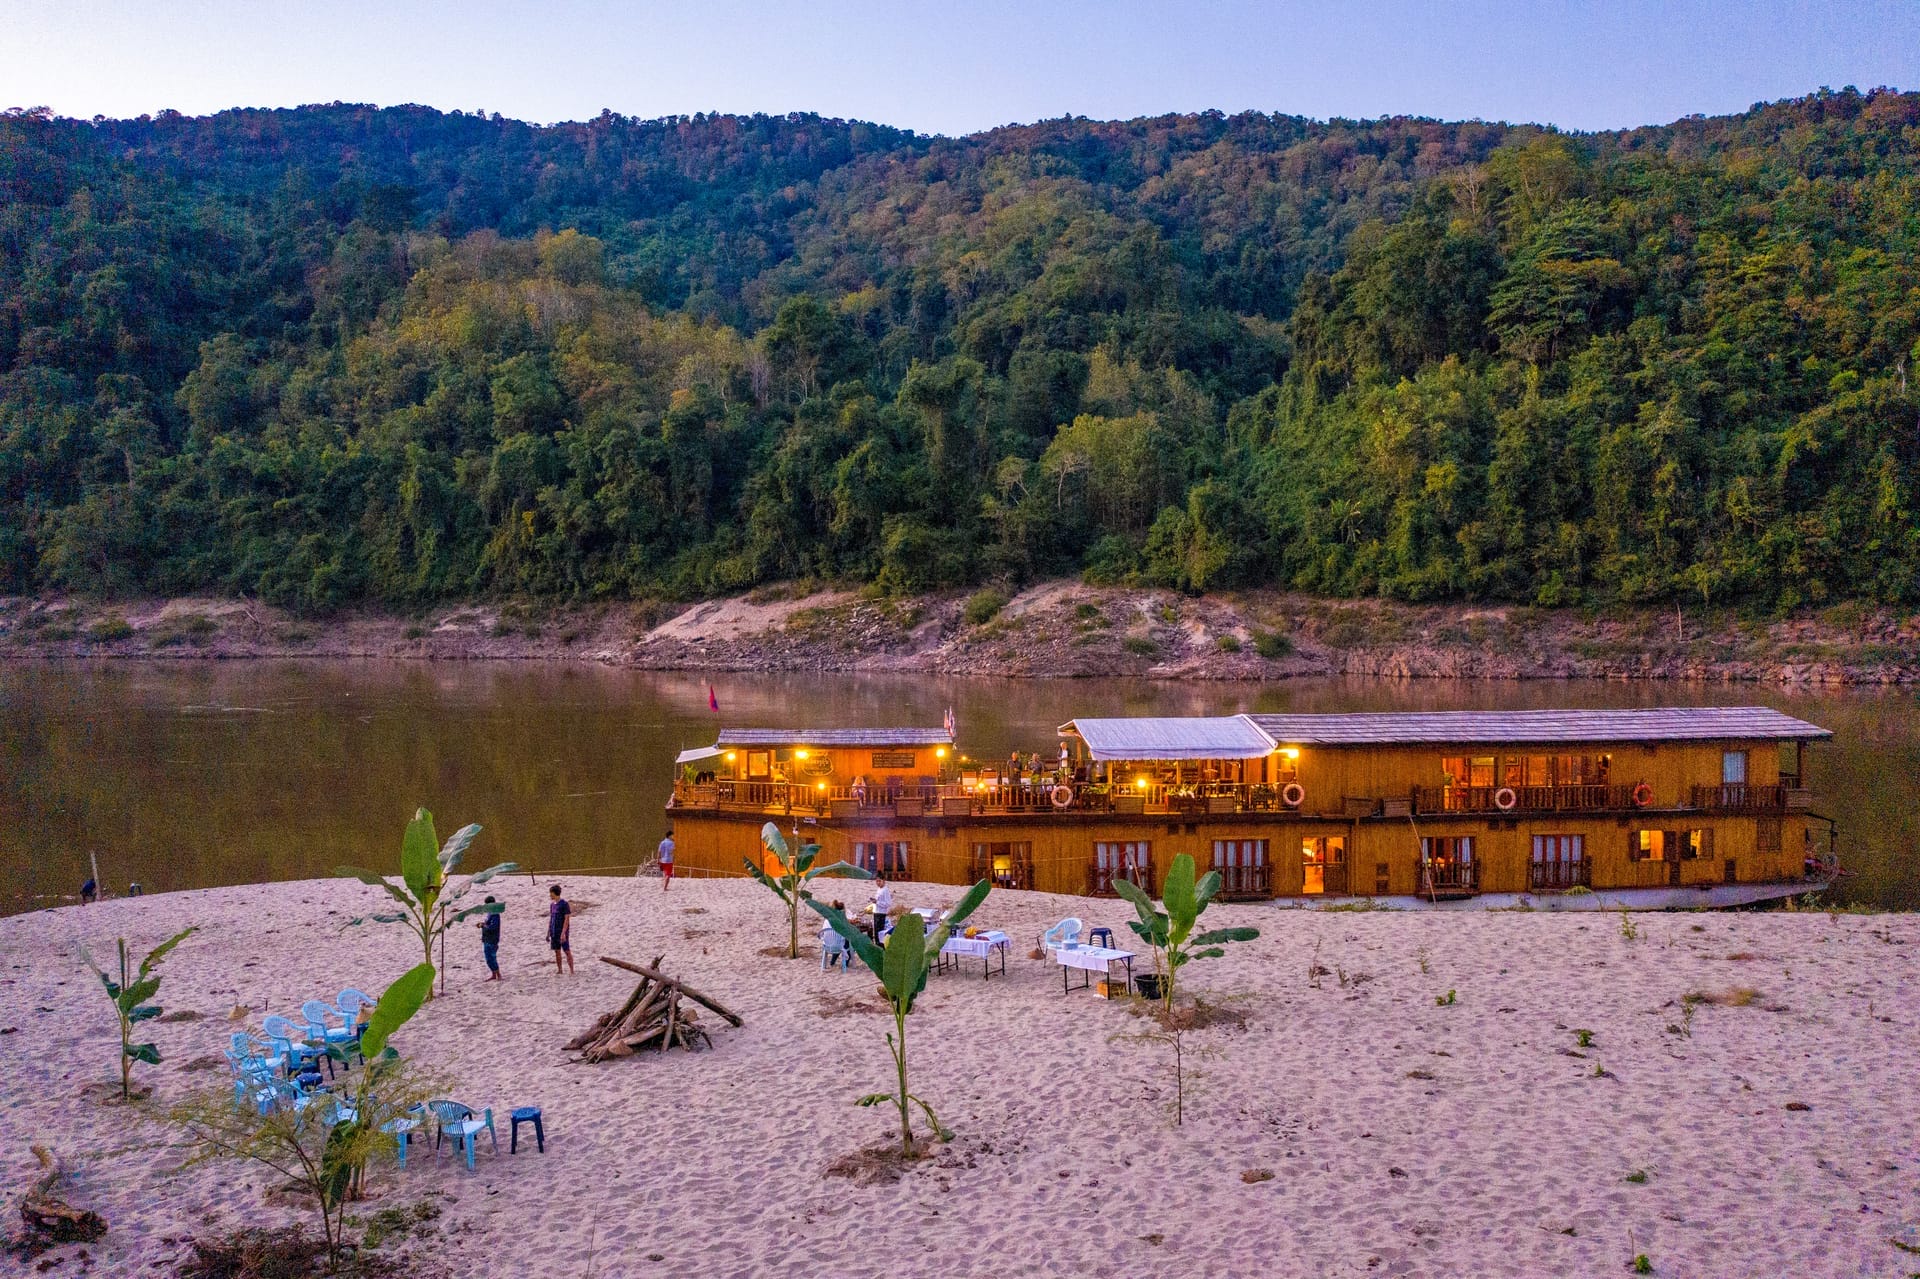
[{"left": 3, "top": 0, "right": 1917, "bottom": 136}]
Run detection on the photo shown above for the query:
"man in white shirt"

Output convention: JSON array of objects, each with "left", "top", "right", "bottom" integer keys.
[{"left": 869, "top": 881, "right": 893, "bottom": 938}]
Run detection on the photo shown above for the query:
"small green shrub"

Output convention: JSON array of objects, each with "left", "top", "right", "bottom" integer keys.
[
  {"left": 403, "top": 625, "right": 428, "bottom": 640},
  {"left": 1073, "top": 602, "right": 1101, "bottom": 621},
  {"left": 1123, "top": 636, "right": 1160, "bottom": 657},
  {"left": 1632, "top": 1254, "right": 1652, "bottom": 1274},
  {"left": 963, "top": 587, "right": 1010, "bottom": 627},
  {"left": 1624, "top": 1168, "right": 1649, "bottom": 1184},
  {"left": 1435, "top": 989, "right": 1457, "bottom": 1006},
  {"left": 1573, "top": 1028, "right": 1594, "bottom": 1048},
  {"left": 88, "top": 617, "right": 135, "bottom": 643},
  {"left": 1252, "top": 629, "right": 1293, "bottom": 659},
  {"left": 1215, "top": 634, "right": 1241, "bottom": 653}
]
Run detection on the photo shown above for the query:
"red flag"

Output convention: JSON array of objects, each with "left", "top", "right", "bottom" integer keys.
[{"left": 708, "top": 684, "right": 720, "bottom": 713}]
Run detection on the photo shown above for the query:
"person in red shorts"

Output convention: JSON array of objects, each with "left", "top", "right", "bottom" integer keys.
[{"left": 656, "top": 830, "right": 675, "bottom": 891}]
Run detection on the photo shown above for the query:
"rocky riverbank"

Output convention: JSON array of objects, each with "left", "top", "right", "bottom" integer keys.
[{"left": 3, "top": 584, "right": 1916, "bottom": 683}]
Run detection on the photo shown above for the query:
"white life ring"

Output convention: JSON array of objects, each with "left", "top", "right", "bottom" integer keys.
[
  {"left": 1281, "top": 782, "right": 1306, "bottom": 808},
  {"left": 1493, "top": 786, "right": 1518, "bottom": 811},
  {"left": 1050, "top": 784, "right": 1074, "bottom": 809}
]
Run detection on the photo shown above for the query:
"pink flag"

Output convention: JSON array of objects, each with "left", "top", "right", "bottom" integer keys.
[{"left": 708, "top": 684, "right": 720, "bottom": 713}]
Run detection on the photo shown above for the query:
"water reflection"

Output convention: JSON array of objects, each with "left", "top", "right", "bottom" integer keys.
[{"left": 2, "top": 661, "right": 1912, "bottom": 912}]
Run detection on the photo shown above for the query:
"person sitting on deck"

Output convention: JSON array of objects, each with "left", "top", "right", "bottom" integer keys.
[{"left": 850, "top": 775, "right": 868, "bottom": 804}]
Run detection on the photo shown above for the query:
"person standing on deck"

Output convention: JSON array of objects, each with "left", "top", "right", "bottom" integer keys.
[
  {"left": 477, "top": 895, "right": 502, "bottom": 982},
  {"left": 656, "top": 830, "right": 675, "bottom": 892},
  {"left": 548, "top": 884, "right": 574, "bottom": 975}
]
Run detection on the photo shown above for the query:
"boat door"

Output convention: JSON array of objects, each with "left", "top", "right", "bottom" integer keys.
[{"left": 1302, "top": 835, "right": 1346, "bottom": 895}]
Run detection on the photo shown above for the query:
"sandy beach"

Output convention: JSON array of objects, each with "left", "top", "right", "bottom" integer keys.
[{"left": 3, "top": 875, "right": 1918, "bottom": 1277}]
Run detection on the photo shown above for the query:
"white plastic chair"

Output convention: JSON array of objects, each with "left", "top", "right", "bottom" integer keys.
[
  {"left": 820, "top": 929, "right": 852, "bottom": 971},
  {"left": 1042, "top": 917, "right": 1083, "bottom": 953}
]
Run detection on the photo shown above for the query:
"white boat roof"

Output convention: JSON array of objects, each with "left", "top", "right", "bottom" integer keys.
[{"left": 1058, "top": 716, "right": 1278, "bottom": 761}]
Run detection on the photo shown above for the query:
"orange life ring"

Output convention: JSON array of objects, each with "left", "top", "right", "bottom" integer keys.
[
  {"left": 1493, "top": 786, "right": 1518, "bottom": 811},
  {"left": 1632, "top": 782, "right": 1654, "bottom": 808},
  {"left": 1050, "top": 784, "right": 1074, "bottom": 809},
  {"left": 1281, "top": 782, "right": 1306, "bottom": 808}
]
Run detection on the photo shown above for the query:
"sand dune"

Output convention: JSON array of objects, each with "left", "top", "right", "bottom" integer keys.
[{"left": 2, "top": 876, "right": 1917, "bottom": 1277}]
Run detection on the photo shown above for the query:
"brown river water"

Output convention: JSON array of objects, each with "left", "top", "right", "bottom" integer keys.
[{"left": 2, "top": 660, "right": 1914, "bottom": 914}]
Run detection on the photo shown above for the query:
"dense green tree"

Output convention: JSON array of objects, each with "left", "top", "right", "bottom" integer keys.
[{"left": 0, "top": 93, "right": 1915, "bottom": 610}]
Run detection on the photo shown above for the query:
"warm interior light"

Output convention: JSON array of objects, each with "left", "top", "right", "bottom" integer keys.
[
  {"left": 935, "top": 747, "right": 947, "bottom": 758},
  {"left": 725, "top": 751, "right": 737, "bottom": 761},
  {"left": 1135, "top": 776, "right": 1149, "bottom": 791},
  {"left": 1282, "top": 747, "right": 1300, "bottom": 760},
  {"left": 795, "top": 748, "right": 809, "bottom": 760},
  {"left": 815, "top": 781, "right": 827, "bottom": 792}
]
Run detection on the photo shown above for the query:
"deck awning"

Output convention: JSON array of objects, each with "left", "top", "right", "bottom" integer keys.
[
  {"left": 675, "top": 745, "right": 726, "bottom": 765},
  {"left": 1058, "top": 716, "right": 1278, "bottom": 761}
]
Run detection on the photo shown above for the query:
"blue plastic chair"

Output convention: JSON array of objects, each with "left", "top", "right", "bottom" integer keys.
[
  {"left": 428, "top": 1100, "right": 497, "bottom": 1172},
  {"left": 820, "top": 929, "right": 852, "bottom": 971},
  {"left": 224, "top": 1049, "right": 280, "bottom": 1110},
  {"left": 1042, "top": 917, "right": 1084, "bottom": 952},
  {"left": 383, "top": 1105, "right": 425, "bottom": 1169},
  {"left": 262, "top": 1015, "right": 332, "bottom": 1078},
  {"left": 337, "top": 988, "right": 378, "bottom": 1025},
  {"left": 230, "top": 1031, "right": 288, "bottom": 1078},
  {"left": 302, "top": 1000, "right": 364, "bottom": 1065}
]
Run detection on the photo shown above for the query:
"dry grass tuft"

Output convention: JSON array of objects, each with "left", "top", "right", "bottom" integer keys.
[
  {"left": 1685, "top": 986, "right": 1762, "bottom": 1007},
  {"left": 824, "top": 1144, "right": 929, "bottom": 1185}
]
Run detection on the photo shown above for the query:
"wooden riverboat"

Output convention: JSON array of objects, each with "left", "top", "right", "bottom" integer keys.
[{"left": 662, "top": 707, "right": 1835, "bottom": 909}]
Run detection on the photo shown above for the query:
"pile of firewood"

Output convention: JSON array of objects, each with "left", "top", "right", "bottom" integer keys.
[{"left": 565, "top": 956, "right": 742, "bottom": 1061}]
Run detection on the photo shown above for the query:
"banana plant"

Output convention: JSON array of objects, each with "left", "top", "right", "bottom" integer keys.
[
  {"left": 746, "top": 821, "right": 873, "bottom": 958},
  {"left": 809, "top": 879, "right": 990, "bottom": 1155},
  {"left": 78, "top": 926, "right": 196, "bottom": 1099},
  {"left": 1113, "top": 853, "right": 1258, "bottom": 1015},
  {"left": 336, "top": 807, "right": 516, "bottom": 998}
]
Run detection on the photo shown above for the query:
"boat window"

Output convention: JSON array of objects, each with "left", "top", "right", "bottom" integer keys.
[
  {"left": 1214, "top": 839, "right": 1268, "bottom": 868},
  {"left": 746, "top": 751, "right": 771, "bottom": 780},
  {"left": 853, "top": 841, "right": 910, "bottom": 878}
]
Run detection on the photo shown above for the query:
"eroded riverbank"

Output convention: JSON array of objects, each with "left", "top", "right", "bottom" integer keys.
[{"left": 4, "top": 583, "right": 1918, "bottom": 683}]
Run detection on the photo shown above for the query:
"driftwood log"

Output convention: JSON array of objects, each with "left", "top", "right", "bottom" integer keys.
[
  {"left": 19, "top": 1145, "right": 106, "bottom": 1244},
  {"left": 564, "top": 956, "right": 742, "bottom": 1061}
]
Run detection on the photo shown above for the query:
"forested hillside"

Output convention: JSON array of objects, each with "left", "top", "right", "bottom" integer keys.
[{"left": 2, "top": 91, "right": 1916, "bottom": 611}]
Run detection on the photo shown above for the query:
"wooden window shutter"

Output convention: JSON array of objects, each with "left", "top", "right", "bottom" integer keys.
[{"left": 1628, "top": 831, "right": 1642, "bottom": 862}]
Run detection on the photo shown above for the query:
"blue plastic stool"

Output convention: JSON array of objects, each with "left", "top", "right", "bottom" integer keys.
[
  {"left": 510, "top": 1106, "right": 545, "bottom": 1153},
  {"left": 1087, "top": 926, "right": 1115, "bottom": 948}
]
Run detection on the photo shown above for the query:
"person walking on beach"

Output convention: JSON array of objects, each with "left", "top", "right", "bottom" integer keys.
[
  {"left": 477, "top": 895, "right": 502, "bottom": 982},
  {"left": 656, "top": 830, "right": 675, "bottom": 892},
  {"left": 548, "top": 884, "right": 573, "bottom": 975}
]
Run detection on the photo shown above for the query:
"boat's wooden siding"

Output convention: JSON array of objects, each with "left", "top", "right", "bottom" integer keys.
[{"left": 666, "top": 807, "right": 1808, "bottom": 899}]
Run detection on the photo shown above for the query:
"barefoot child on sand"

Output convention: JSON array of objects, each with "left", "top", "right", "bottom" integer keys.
[{"left": 548, "top": 884, "right": 573, "bottom": 975}]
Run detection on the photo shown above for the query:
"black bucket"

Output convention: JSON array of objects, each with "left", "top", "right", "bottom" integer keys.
[{"left": 1133, "top": 973, "right": 1164, "bottom": 1000}]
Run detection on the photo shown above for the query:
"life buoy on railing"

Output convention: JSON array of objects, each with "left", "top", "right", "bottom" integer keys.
[
  {"left": 1281, "top": 782, "right": 1306, "bottom": 808},
  {"left": 1050, "top": 784, "right": 1074, "bottom": 809},
  {"left": 1632, "top": 782, "right": 1654, "bottom": 808},
  {"left": 1493, "top": 786, "right": 1518, "bottom": 811}
]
